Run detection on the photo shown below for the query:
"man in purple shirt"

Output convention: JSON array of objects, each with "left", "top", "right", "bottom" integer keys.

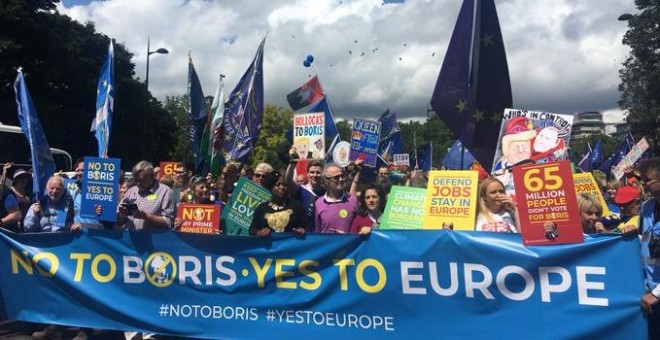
[{"left": 315, "top": 163, "right": 358, "bottom": 233}]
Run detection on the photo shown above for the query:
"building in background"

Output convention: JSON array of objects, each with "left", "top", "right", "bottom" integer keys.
[{"left": 572, "top": 111, "right": 606, "bottom": 139}]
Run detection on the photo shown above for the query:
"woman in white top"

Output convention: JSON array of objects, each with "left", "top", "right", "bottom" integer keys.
[{"left": 475, "top": 177, "right": 520, "bottom": 233}]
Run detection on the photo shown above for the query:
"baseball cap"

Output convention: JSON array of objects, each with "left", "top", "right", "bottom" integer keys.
[{"left": 614, "top": 186, "right": 641, "bottom": 205}]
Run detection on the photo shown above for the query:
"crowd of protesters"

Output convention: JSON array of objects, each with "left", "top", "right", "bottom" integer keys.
[{"left": 2, "top": 151, "right": 660, "bottom": 339}]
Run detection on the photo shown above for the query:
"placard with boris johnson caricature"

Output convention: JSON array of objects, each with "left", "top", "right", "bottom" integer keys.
[{"left": 491, "top": 109, "right": 573, "bottom": 175}]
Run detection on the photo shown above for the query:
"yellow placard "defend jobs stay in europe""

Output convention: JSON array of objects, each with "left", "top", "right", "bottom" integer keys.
[{"left": 422, "top": 170, "right": 479, "bottom": 230}]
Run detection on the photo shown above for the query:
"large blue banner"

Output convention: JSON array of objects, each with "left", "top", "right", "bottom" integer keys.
[{"left": 0, "top": 230, "right": 646, "bottom": 339}]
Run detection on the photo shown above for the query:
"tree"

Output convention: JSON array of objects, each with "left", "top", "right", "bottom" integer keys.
[
  {"left": 0, "top": 0, "right": 175, "bottom": 169},
  {"left": 252, "top": 105, "right": 294, "bottom": 170},
  {"left": 163, "top": 95, "right": 192, "bottom": 163},
  {"left": 619, "top": 2, "right": 660, "bottom": 156},
  {"left": 568, "top": 133, "right": 618, "bottom": 164},
  {"left": 399, "top": 116, "right": 454, "bottom": 168}
]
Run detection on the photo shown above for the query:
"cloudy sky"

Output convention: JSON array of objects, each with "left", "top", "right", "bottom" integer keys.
[{"left": 58, "top": 0, "right": 636, "bottom": 124}]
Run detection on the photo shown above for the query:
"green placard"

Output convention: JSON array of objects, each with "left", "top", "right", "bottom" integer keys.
[
  {"left": 221, "top": 177, "right": 272, "bottom": 236},
  {"left": 380, "top": 186, "right": 426, "bottom": 230}
]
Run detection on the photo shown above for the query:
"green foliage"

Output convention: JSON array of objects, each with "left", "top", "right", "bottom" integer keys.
[
  {"left": 251, "top": 104, "right": 293, "bottom": 170},
  {"left": 568, "top": 134, "right": 619, "bottom": 162},
  {"left": 163, "top": 95, "right": 192, "bottom": 163},
  {"left": 399, "top": 115, "right": 454, "bottom": 168},
  {"left": 0, "top": 0, "right": 176, "bottom": 169},
  {"left": 336, "top": 119, "right": 351, "bottom": 142},
  {"left": 618, "top": 2, "right": 660, "bottom": 155}
]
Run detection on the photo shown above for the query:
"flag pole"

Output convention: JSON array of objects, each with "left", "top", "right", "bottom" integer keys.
[
  {"left": 461, "top": 0, "right": 482, "bottom": 170},
  {"left": 310, "top": 65, "right": 340, "bottom": 158}
]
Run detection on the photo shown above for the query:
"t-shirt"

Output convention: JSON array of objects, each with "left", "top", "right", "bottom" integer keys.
[
  {"left": 249, "top": 199, "right": 307, "bottom": 234},
  {"left": 476, "top": 210, "right": 518, "bottom": 233},
  {"left": 314, "top": 193, "right": 358, "bottom": 233}
]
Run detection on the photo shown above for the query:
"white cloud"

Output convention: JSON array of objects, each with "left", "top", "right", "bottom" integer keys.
[{"left": 57, "top": 0, "right": 637, "bottom": 123}]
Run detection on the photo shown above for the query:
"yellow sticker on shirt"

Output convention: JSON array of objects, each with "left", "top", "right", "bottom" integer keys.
[
  {"left": 147, "top": 193, "right": 158, "bottom": 201},
  {"left": 339, "top": 209, "right": 348, "bottom": 218}
]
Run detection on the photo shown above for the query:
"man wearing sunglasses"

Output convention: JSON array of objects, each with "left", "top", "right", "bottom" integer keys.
[
  {"left": 253, "top": 162, "right": 274, "bottom": 187},
  {"left": 314, "top": 163, "right": 358, "bottom": 233}
]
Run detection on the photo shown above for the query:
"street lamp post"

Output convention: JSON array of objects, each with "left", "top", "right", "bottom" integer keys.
[
  {"left": 618, "top": 13, "right": 633, "bottom": 21},
  {"left": 143, "top": 37, "right": 169, "bottom": 157},
  {"left": 145, "top": 36, "right": 169, "bottom": 91}
]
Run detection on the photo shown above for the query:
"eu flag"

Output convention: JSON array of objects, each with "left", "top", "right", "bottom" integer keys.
[
  {"left": 222, "top": 37, "right": 265, "bottom": 163},
  {"left": 417, "top": 143, "right": 433, "bottom": 171},
  {"left": 430, "top": 0, "right": 512, "bottom": 172},
  {"left": 188, "top": 56, "right": 207, "bottom": 168},
  {"left": 377, "top": 109, "right": 402, "bottom": 161},
  {"left": 590, "top": 139, "right": 603, "bottom": 169},
  {"left": 442, "top": 140, "right": 475, "bottom": 170},
  {"left": 90, "top": 41, "right": 114, "bottom": 158},
  {"left": 14, "top": 69, "right": 56, "bottom": 199},
  {"left": 599, "top": 133, "right": 634, "bottom": 177},
  {"left": 577, "top": 143, "right": 593, "bottom": 173}
]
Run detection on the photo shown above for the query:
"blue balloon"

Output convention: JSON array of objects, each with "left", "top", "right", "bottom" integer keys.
[
  {"left": 303, "top": 60, "right": 311, "bottom": 67},
  {"left": 306, "top": 55, "right": 314, "bottom": 63}
]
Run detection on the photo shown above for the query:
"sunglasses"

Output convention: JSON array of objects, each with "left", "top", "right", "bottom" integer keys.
[
  {"left": 325, "top": 174, "right": 345, "bottom": 182},
  {"left": 253, "top": 173, "right": 264, "bottom": 178}
]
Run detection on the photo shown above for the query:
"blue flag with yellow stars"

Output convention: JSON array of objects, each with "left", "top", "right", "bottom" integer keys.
[
  {"left": 222, "top": 37, "right": 265, "bottom": 163},
  {"left": 91, "top": 41, "right": 114, "bottom": 158},
  {"left": 430, "top": 0, "right": 512, "bottom": 171},
  {"left": 14, "top": 68, "right": 56, "bottom": 199}
]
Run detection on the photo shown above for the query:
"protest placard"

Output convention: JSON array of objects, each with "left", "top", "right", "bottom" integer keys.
[
  {"left": 332, "top": 141, "right": 351, "bottom": 168},
  {"left": 492, "top": 109, "right": 573, "bottom": 174},
  {"left": 222, "top": 177, "right": 271, "bottom": 235},
  {"left": 573, "top": 172, "right": 610, "bottom": 217},
  {"left": 64, "top": 178, "right": 78, "bottom": 197},
  {"left": 513, "top": 160, "right": 582, "bottom": 245},
  {"left": 422, "top": 170, "right": 478, "bottom": 230},
  {"left": 393, "top": 153, "right": 410, "bottom": 166},
  {"left": 380, "top": 186, "right": 426, "bottom": 230},
  {"left": 293, "top": 112, "right": 325, "bottom": 161},
  {"left": 159, "top": 161, "right": 182, "bottom": 177},
  {"left": 177, "top": 204, "right": 221, "bottom": 234},
  {"left": 81, "top": 157, "right": 120, "bottom": 222},
  {"left": 350, "top": 118, "right": 381, "bottom": 167},
  {"left": 612, "top": 137, "right": 649, "bottom": 180}
]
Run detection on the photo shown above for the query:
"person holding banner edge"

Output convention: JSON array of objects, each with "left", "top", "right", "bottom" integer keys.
[
  {"left": 24, "top": 176, "right": 77, "bottom": 232},
  {"left": 174, "top": 175, "right": 221, "bottom": 232},
  {"left": 315, "top": 163, "right": 359, "bottom": 234},
  {"left": 349, "top": 184, "right": 384, "bottom": 235},
  {"left": 629, "top": 158, "right": 660, "bottom": 338},
  {"left": 250, "top": 171, "right": 307, "bottom": 237}
]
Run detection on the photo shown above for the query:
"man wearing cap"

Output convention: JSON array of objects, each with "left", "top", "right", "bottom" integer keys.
[
  {"left": 595, "top": 185, "right": 641, "bottom": 233},
  {"left": 493, "top": 117, "right": 537, "bottom": 173}
]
